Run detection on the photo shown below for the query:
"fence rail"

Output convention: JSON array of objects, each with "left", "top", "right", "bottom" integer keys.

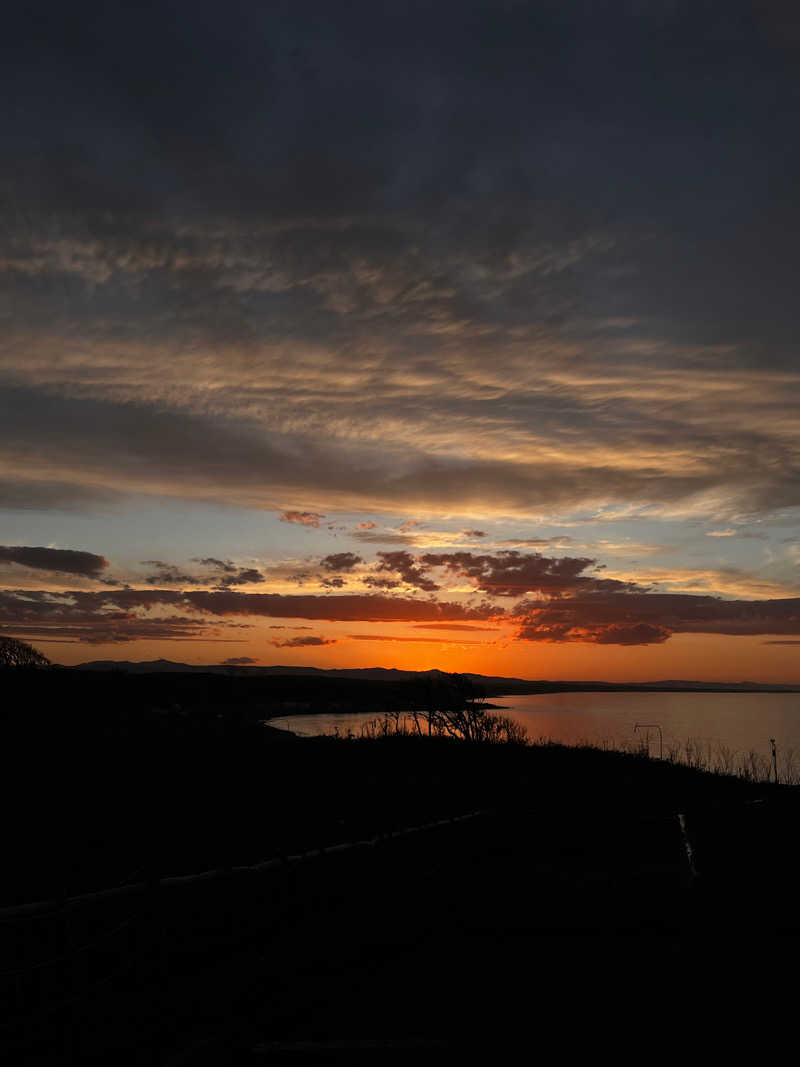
[{"left": 1, "top": 805, "right": 494, "bottom": 1062}]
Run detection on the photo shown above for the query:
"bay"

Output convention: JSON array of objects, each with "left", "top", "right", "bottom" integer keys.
[{"left": 274, "top": 690, "right": 800, "bottom": 772}]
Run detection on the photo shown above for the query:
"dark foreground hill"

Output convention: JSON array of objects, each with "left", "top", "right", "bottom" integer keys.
[
  {"left": 3, "top": 677, "right": 800, "bottom": 1063},
  {"left": 14, "top": 663, "right": 495, "bottom": 721}
]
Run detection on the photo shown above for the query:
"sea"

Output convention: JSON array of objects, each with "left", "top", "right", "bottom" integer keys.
[{"left": 272, "top": 690, "right": 800, "bottom": 772}]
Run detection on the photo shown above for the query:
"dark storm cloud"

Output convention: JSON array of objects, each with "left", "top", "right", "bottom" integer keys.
[{"left": 0, "top": 545, "right": 108, "bottom": 577}]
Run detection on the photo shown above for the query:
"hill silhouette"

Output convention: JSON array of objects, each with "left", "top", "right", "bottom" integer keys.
[{"left": 69, "top": 659, "right": 800, "bottom": 693}]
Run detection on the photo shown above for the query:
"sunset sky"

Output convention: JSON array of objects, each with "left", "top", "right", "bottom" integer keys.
[{"left": 2, "top": 1, "right": 800, "bottom": 680}]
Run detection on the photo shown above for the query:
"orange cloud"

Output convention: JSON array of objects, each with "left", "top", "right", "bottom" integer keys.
[{"left": 280, "top": 511, "right": 325, "bottom": 527}]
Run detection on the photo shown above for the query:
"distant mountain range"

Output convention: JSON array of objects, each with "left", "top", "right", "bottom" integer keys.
[{"left": 68, "top": 659, "right": 800, "bottom": 693}]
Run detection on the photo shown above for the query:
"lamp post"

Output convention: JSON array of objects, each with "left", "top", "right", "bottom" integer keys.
[{"left": 634, "top": 722, "right": 663, "bottom": 760}]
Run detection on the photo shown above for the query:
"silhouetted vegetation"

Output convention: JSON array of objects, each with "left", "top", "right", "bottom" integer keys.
[{"left": 0, "top": 635, "right": 50, "bottom": 668}]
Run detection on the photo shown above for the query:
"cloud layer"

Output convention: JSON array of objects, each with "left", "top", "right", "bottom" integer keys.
[
  {"left": 2, "top": 543, "right": 799, "bottom": 648},
  {"left": 1, "top": 4, "right": 800, "bottom": 525},
  {"left": 0, "top": 546, "right": 109, "bottom": 577}
]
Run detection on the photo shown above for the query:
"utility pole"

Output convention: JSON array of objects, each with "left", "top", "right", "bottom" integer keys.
[{"left": 770, "top": 738, "right": 778, "bottom": 784}]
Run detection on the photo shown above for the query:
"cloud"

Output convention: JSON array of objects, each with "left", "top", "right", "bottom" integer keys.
[
  {"left": 320, "top": 552, "right": 363, "bottom": 572},
  {"left": 0, "top": 615, "right": 243, "bottom": 645},
  {"left": 0, "top": 587, "right": 241, "bottom": 644},
  {"left": 374, "top": 551, "right": 440, "bottom": 592},
  {"left": 194, "top": 557, "right": 236, "bottom": 571},
  {"left": 2, "top": 371, "right": 800, "bottom": 524},
  {"left": 221, "top": 656, "right": 258, "bottom": 665},
  {"left": 351, "top": 531, "right": 419, "bottom": 545},
  {"left": 498, "top": 537, "right": 576, "bottom": 547},
  {"left": 4, "top": 572, "right": 800, "bottom": 648},
  {"left": 143, "top": 558, "right": 263, "bottom": 588},
  {"left": 142, "top": 561, "right": 202, "bottom": 586},
  {"left": 0, "top": 546, "right": 109, "bottom": 577},
  {"left": 2, "top": 2, "right": 800, "bottom": 536},
  {"left": 217, "top": 567, "right": 263, "bottom": 587},
  {"left": 280, "top": 511, "right": 325, "bottom": 528},
  {"left": 0, "top": 478, "right": 122, "bottom": 513},
  {"left": 270, "top": 635, "right": 337, "bottom": 648},
  {"left": 610, "top": 565, "right": 800, "bottom": 600},
  {"left": 352, "top": 528, "right": 574, "bottom": 551},
  {"left": 579, "top": 623, "right": 672, "bottom": 646},
  {"left": 419, "top": 550, "right": 640, "bottom": 597},
  {"left": 181, "top": 590, "right": 495, "bottom": 622},
  {"left": 347, "top": 634, "right": 485, "bottom": 644},
  {"left": 0, "top": 589, "right": 500, "bottom": 645},
  {"left": 514, "top": 591, "right": 800, "bottom": 645}
]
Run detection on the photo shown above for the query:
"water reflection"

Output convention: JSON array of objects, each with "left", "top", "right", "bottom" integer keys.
[{"left": 274, "top": 691, "right": 800, "bottom": 769}]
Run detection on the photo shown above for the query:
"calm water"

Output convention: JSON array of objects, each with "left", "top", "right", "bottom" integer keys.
[{"left": 273, "top": 691, "right": 800, "bottom": 763}]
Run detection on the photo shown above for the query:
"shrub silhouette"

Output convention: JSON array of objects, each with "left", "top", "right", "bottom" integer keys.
[{"left": 0, "top": 636, "right": 50, "bottom": 669}]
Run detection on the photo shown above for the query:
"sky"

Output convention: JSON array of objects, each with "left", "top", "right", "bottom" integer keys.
[{"left": 1, "top": 0, "right": 800, "bottom": 681}]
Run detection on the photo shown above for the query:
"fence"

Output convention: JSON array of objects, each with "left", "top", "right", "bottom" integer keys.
[{"left": 1, "top": 807, "right": 490, "bottom": 1062}]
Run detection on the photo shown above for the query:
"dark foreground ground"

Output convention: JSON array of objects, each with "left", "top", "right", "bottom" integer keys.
[{"left": 3, "top": 679, "right": 799, "bottom": 1063}]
